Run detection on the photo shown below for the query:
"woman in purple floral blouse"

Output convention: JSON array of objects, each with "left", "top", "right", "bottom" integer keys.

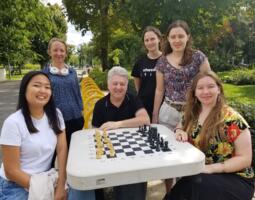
[
  {"left": 152, "top": 20, "right": 210, "bottom": 131},
  {"left": 167, "top": 71, "right": 254, "bottom": 200},
  {"left": 152, "top": 19, "right": 211, "bottom": 192}
]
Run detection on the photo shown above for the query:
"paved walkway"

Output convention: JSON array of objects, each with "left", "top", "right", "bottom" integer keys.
[{"left": 0, "top": 80, "right": 20, "bottom": 162}]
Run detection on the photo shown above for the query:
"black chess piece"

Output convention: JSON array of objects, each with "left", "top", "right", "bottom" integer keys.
[
  {"left": 143, "top": 124, "right": 147, "bottom": 132},
  {"left": 163, "top": 141, "right": 170, "bottom": 152},
  {"left": 150, "top": 140, "right": 156, "bottom": 149},
  {"left": 160, "top": 137, "right": 164, "bottom": 147},
  {"left": 156, "top": 141, "right": 160, "bottom": 152}
]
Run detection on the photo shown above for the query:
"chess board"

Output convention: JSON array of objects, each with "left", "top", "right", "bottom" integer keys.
[
  {"left": 93, "top": 127, "right": 172, "bottom": 160},
  {"left": 67, "top": 124, "right": 205, "bottom": 190}
]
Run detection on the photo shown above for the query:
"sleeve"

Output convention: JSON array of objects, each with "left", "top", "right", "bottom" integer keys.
[
  {"left": 56, "top": 109, "right": 65, "bottom": 130},
  {"left": 131, "top": 59, "right": 141, "bottom": 78},
  {"left": 193, "top": 50, "right": 207, "bottom": 67},
  {"left": 224, "top": 107, "right": 249, "bottom": 143},
  {"left": 0, "top": 117, "right": 21, "bottom": 146},
  {"left": 92, "top": 101, "right": 104, "bottom": 128},
  {"left": 155, "top": 56, "right": 166, "bottom": 74}
]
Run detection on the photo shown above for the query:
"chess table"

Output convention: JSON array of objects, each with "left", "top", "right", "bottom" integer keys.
[{"left": 67, "top": 124, "right": 205, "bottom": 190}]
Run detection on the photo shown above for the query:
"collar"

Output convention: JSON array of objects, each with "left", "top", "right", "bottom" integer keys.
[{"left": 105, "top": 93, "right": 130, "bottom": 108}]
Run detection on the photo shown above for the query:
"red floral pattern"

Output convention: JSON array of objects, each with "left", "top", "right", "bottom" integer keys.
[
  {"left": 190, "top": 106, "right": 254, "bottom": 179},
  {"left": 227, "top": 123, "right": 241, "bottom": 142}
]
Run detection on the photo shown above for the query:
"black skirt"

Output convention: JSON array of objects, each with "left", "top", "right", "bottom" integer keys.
[{"left": 165, "top": 173, "right": 254, "bottom": 200}]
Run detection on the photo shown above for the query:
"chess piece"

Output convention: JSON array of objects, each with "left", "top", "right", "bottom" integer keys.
[
  {"left": 109, "top": 148, "right": 115, "bottom": 157},
  {"left": 143, "top": 124, "right": 147, "bottom": 132},
  {"left": 156, "top": 141, "right": 160, "bottom": 152},
  {"left": 163, "top": 141, "right": 170, "bottom": 152},
  {"left": 150, "top": 140, "right": 156, "bottom": 149},
  {"left": 160, "top": 137, "right": 164, "bottom": 147}
]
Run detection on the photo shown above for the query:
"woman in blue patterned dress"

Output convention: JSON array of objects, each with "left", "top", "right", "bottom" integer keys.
[
  {"left": 166, "top": 71, "right": 254, "bottom": 200},
  {"left": 43, "top": 38, "right": 84, "bottom": 149}
]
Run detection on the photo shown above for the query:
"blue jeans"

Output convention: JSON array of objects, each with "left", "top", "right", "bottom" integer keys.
[
  {"left": 68, "top": 187, "right": 95, "bottom": 200},
  {"left": 0, "top": 176, "right": 28, "bottom": 200}
]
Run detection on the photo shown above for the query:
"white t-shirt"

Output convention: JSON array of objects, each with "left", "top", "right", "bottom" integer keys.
[{"left": 0, "top": 109, "right": 65, "bottom": 179}]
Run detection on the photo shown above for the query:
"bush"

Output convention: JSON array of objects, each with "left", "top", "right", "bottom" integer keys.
[
  {"left": 89, "top": 66, "right": 108, "bottom": 90},
  {"left": 24, "top": 63, "right": 40, "bottom": 70},
  {"left": 89, "top": 66, "right": 137, "bottom": 95},
  {"left": 228, "top": 99, "right": 255, "bottom": 129},
  {"left": 218, "top": 68, "right": 255, "bottom": 85}
]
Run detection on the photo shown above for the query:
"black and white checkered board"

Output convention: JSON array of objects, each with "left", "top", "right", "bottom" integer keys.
[{"left": 94, "top": 130, "right": 172, "bottom": 159}]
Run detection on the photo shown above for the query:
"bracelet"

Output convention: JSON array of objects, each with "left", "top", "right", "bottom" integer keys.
[{"left": 174, "top": 127, "right": 182, "bottom": 133}]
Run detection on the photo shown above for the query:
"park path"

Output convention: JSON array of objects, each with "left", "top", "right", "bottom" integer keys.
[{"left": 0, "top": 80, "right": 20, "bottom": 162}]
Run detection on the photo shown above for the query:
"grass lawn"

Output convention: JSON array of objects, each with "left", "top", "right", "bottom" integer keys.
[{"left": 223, "top": 84, "right": 255, "bottom": 104}]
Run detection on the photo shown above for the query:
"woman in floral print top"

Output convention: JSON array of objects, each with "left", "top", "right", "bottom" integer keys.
[{"left": 165, "top": 71, "right": 254, "bottom": 200}]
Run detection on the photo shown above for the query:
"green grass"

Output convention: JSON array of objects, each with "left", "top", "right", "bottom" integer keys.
[{"left": 223, "top": 84, "right": 255, "bottom": 104}]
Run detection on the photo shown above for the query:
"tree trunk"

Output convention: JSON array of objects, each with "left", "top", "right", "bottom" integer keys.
[{"left": 99, "top": 0, "right": 109, "bottom": 71}]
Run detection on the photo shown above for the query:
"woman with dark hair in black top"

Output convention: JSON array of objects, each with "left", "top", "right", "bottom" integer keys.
[{"left": 131, "top": 26, "right": 162, "bottom": 121}]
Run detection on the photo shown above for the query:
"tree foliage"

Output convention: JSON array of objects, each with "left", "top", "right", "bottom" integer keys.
[
  {"left": 62, "top": 0, "right": 255, "bottom": 71},
  {"left": 0, "top": 0, "right": 67, "bottom": 68}
]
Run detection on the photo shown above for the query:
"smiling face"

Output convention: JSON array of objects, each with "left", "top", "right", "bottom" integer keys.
[
  {"left": 48, "top": 41, "right": 67, "bottom": 66},
  {"left": 168, "top": 27, "right": 189, "bottom": 53},
  {"left": 195, "top": 76, "right": 220, "bottom": 107},
  {"left": 25, "top": 75, "right": 52, "bottom": 109},
  {"left": 108, "top": 75, "right": 128, "bottom": 101},
  {"left": 144, "top": 31, "right": 160, "bottom": 53}
]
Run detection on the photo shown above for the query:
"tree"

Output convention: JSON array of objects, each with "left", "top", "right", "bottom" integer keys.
[
  {"left": 63, "top": 0, "right": 128, "bottom": 71},
  {"left": 0, "top": 0, "right": 36, "bottom": 67},
  {"left": 63, "top": 0, "right": 255, "bottom": 71},
  {"left": 29, "top": 3, "right": 67, "bottom": 67}
]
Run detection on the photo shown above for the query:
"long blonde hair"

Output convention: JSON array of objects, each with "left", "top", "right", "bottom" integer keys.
[{"left": 183, "top": 71, "right": 226, "bottom": 152}]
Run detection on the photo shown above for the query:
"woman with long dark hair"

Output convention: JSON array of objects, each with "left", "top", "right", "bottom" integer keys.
[{"left": 0, "top": 71, "right": 67, "bottom": 199}]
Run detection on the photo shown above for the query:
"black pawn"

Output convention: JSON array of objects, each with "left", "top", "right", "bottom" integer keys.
[
  {"left": 156, "top": 142, "right": 160, "bottom": 152},
  {"left": 160, "top": 137, "right": 164, "bottom": 147},
  {"left": 143, "top": 124, "right": 147, "bottom": 132},
  {"left": 150, "top": 140, "right": 156, "bottom": 149},
  {"left": 163, "top": 141, "right": 170, "bottom": 152}
]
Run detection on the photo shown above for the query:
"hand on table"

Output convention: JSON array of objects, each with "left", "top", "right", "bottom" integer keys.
[
  {"left": 99, "top": 121, "right": 120, "bottom": 130},
  {"left": 175, "top": 129, "right": 188, "bottom": 142}
]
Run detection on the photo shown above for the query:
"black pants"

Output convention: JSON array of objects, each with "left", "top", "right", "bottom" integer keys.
[
  {"left": 65, "top": 117, "right": 84, "bottom": 149},
  {"left": 95, "top": 182, "right": 147, "bottom": 200},
  {"left": 165, "top": 173, "right": 254, "bottom": 200}
]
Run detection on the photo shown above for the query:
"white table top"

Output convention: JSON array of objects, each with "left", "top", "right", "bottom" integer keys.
[{"left": 67, "top": 124, "right": 205, "bottom": 190}]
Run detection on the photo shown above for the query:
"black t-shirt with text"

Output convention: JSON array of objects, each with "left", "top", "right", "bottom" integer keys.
[{"left": 131, "top": 54, "right": 161, "bottom": 119}]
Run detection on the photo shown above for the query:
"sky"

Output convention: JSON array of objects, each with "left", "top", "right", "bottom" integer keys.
[{"left": 41, "top": 0, "right": 92, "bottom": 46}]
